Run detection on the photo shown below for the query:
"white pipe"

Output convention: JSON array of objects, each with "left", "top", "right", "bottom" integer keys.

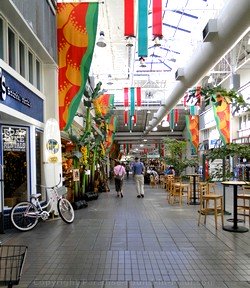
[{"left": 145, "top": 0, "right": 250, "bottom": 133}]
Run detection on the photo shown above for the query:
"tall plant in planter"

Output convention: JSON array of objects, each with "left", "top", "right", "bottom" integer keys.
[{"left": 163, "top": 138, "right": 198, "bottom": 176}]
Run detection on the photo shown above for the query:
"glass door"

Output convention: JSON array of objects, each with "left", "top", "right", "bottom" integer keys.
[{"left": 2, "top": 126, "right": 29, "bottom": 208}]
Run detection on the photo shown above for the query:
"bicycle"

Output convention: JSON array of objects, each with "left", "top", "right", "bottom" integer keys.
[
  {"left": 0, "top": 244, "right": 27, "bottom": 287},
  {"left": 10, "top": 177, "right": 74, "bottom": 232}
]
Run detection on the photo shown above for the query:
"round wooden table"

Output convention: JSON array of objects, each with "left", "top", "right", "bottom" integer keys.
[{"left": 221, "top": 180, "right": 250, "bottom": 233}]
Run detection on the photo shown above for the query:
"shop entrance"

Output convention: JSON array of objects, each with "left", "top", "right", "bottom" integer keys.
[{"left": 1, "top": 126, "right": 28, "bottom": 208}]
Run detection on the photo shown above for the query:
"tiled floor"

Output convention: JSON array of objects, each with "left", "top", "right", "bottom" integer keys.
[{"left": 1, "top": 177, "right": 250, "bottom": 288}]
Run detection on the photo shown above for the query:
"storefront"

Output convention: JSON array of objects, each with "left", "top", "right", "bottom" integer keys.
[{"left": 0, "top": 63, "right": 44, "bottom": 212}]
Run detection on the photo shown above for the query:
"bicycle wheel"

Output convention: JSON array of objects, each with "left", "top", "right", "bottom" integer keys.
[
  {"left": 11, "top": 202, "right": 39, "bottom": 231},
  {"left": 57, "top": 198, "right": 74, "bottom": 224}
]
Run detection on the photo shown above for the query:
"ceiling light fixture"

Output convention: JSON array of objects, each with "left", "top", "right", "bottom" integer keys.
[
  {"left": 139, "top": 57, "right": 146, "bottom": 67},
  {"left": 153, "top": 36, "right": 161, "bottom": 47},
  {"left": 96, "top": 31, "right": 106, "bottom": 47},
  {"left": 126, "top": 36, "right": 134, "bottom": 47},
  {"left": 107, "top": 74, "right": 113, "bottom": 85}
]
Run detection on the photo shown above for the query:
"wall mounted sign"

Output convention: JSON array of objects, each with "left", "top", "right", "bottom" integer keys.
[{"left": 0, "top": 67, "right": 44, "bottom": 122}]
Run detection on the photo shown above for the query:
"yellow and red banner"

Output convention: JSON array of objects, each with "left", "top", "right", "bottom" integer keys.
[
  {"left": 185, "top": 115, "right": 199, "bottom": 153},
  {"left": 213, "top": 96, "right": 230, "bottom": 144},
  {"left": 57, "top": 3, "right": 98, "bottom": 130},
  {"left": 93, "top": 94, "right": 114, "bottom": 117}
]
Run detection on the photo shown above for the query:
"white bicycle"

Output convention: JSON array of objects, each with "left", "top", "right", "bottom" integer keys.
[{"left": 10, "top": 178, "right": 74, "bottom": 232}]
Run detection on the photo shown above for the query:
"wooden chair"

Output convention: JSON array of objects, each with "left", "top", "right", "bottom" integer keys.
[
  {"left": 237, "top": 185, "right": 250, "bottom": 226},
  {"left": 198, "top": 182, "right": 224, "bottom": 229},
  {"left": 169, "top": 177, "right": 190, "bottom": 206},
  {"left": 166, "top": 175, "right": 174, "bottom": 192},
  {"left": 166, "top": 176, "right": 175, "bottom": 204},
  {"left": 150, "top": 174, "right": 156, "bottom": 188},
  {"left": 159, "top": 175, "right": 166, "bottom": 189}
]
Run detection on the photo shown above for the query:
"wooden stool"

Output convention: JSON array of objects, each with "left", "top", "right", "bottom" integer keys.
[{"left": 198, "top": 182, "right": 224, "bottom": 229}]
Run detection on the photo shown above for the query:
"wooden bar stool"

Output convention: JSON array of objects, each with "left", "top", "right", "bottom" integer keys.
[{"left": 198, "top": 182, "right": 224, "bottom": 229}]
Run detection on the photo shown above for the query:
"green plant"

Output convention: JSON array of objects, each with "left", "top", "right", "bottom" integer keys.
[
  {"left": 163, "top": 138, "right": 198, "bottom": 176},
  {"left": 206, "top": 143, "right": 250, "bottom": 161}
]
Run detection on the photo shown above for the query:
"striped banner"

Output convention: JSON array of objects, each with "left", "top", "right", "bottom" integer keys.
[
  {"left": 57, "top": 3, "right": 98, "bottom": 130},
  {"left": 93, "top": 94, "right": 114, "bottom": 117},
  {"left": 213, "top": 96, "right": 230, "bottom": 144},
  {"left": 185, "top": 115, "right": 199, "bottom": 153}
]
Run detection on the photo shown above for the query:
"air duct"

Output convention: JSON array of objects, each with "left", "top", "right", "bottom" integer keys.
[{"left": 145, "top": 0, "right": 250, "bottom": 134}]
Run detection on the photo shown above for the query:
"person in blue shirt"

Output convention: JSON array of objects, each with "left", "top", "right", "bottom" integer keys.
[
  {"left": 164, "top": 166, "right": 175, "bottom": 176},
  {"left": 133, "top": 157, "right": 145, "bottom": 198}
]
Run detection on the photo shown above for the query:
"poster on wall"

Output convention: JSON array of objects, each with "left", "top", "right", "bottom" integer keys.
[{"left": 2, "top": 127, "right": 27, "bottom": 152}]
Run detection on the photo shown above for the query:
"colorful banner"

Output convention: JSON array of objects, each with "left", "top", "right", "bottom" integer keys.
[
  {"left": 93, "top": 94, "right": 114, "bottom": 117},
  {"left": 136, "top": 87, "right": 141, "bottom": 107},
  {"left": 104, "top": 115, "right": 117, "bottom": 152},
  {"left": 152, "top": 0, "right": 162, "bottom": 38},
  {"left": 124, "top": 110, "right": 128, "bottom": 126},
  {"left": 57, "top": 3, "right": 98, "bottom": 130},
  {"left": 138, "top": 0, "right": 148, "bottom": 57},
  {"left": 124, "top": 87, "right": 129, "bottom": 108},
  {"left": 124, "top": 0, "right": 135, "bottom": 37},
  {"left": 169, "top": 109, "right": 175, "bottom": 130},
  {"left": 185, "top": 115, "right": 199, "bottom": 153},
  {"left": 213, "top": 96, "right": 230, "bottom": 144},
  {"left": 130, "top": 87, "right": 135, "bottom": 117}
]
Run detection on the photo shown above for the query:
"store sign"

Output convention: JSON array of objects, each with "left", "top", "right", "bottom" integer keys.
[
  {"left": 0, "top": 67, "right": 44, "bottom": 122},
  {"left": 2, "top": 127, "right": 27, "bottom": 152},
  {"left": 0, "top": 68, "right": 30, "bottom": 107},
  {"left": 0, "top": 68, "right": 6, "bottom": 101}
]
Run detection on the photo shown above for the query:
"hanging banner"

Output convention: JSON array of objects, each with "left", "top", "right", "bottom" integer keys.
[
  {"left": 104, "top": 115, "right": 117, "bottom": 152},
  {"left": 136, "top": 87, "right": 142, "bottom": 107},
  {"left": 169, "top": 109, "right": 175, "bottom": 130},
  {"left": 185, "top": 115, "right": 199, "bottom": 153},
  {"left": 130, "top": 87, "right": 135, "bottom": 117},
  {"left": 93, "top": 94, "right": 114, "bottom": 117},
  {"left": 133, "top": 111, "right": 137, "bottom": 126},
  {"left": 124, "top": 87, "right": 129, "bottom": 108},
  {"left": 57, "top": 3, "right": 98, "bottom": 131},
  {"left": 124, "top": 110, "right": 128, "bottom": 126},
  {"left": 124, "top": 0, "right": 135, "bottom": 37},
  {"left": 152, "top": 0, "right": 162, "bottom": 38},
  {"left": 174, "top": 109, "right": 179, "bottom": 125},
  {"left": 213, "top": 96, "right": 230, "bottom": 144},
  {"left": 138, "top": 0, "right": 148, "bottom": 57}
]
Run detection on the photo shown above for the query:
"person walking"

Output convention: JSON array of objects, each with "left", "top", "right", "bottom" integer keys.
[
  {"left": 113, "top": 160, "right": 126, "bottom": 197},
  {"left": 133, "top": 157, "right": 145, "bottom": 198}
]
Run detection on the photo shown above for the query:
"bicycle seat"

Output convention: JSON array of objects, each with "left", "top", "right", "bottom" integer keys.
[{"left": 30, "top": 193, "right": 41, "bottom": 199}]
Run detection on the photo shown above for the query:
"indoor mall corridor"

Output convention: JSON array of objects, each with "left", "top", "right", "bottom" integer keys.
[{"left": 1, "top": 177, "right": 250, "bottom": 288}]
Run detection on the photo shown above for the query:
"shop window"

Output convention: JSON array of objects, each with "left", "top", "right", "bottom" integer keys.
[
  {"left": 19, "top": 40, "right": 25, "bottom": 78},
  {"left": 0, "top": 18, "right": 3, "bottom": 60},
  {"left": 8, "top": 27, "right": 16, "bottom": 69},
  {"left": 2, "top": 126, "right": 29, "bottom": 208},
  {"left": 28, "top": 51, "right": 33, "bottom": 84},
  {"left": 36, "top": 59, "right": 41, "bottom": 90}
]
